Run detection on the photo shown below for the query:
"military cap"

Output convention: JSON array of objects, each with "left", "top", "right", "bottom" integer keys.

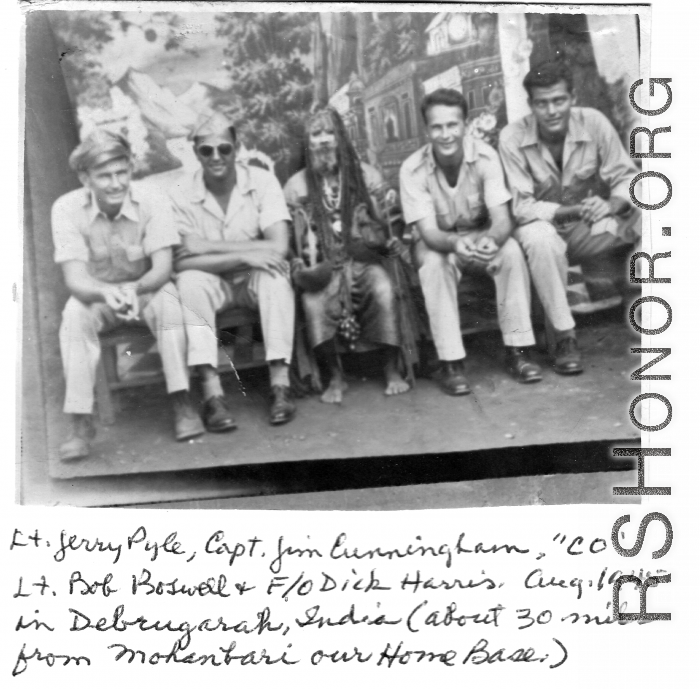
[
  {"left": 68, "top": 129, "right": 132, "bottom": 173},
  {"left": 190, "top": 110, "right": 236, "bottom": 141}
]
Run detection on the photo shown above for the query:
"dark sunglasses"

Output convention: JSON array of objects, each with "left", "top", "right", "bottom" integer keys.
[{"left": 197, "top": 143, "right": 234, "bottom": 158}]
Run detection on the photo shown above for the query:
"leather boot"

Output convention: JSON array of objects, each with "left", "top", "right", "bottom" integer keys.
[
  {"left": 505, "top": 347, "right": 543, "bottom": 384},
  {"left": 171, "top": 390, "right": 205, "bottom": 441},
  {"left": 202, "top": 395, "right": 237, "bottom": 433},
  {"left": 270, "top": 385, "right": 296, "bottom": 425},
  {"left": 554, "top": 337, "right": 584, "bottom": 375},
  {"left": 59, "top": 414, "right": 96, "bottom": 461},
  {"left": 436, "top": 360, "right": 471, "bottom": 396}
]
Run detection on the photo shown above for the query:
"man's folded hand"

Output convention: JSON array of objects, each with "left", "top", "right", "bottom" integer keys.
[
  {"left": 473, "top": 234, "right": 499, "bottom": 263},
  {"left": 580, "top": 195, "right": 612, "bottom": 224},
  {"left": 101, "top": 284, "right": 129, "bottom": 314},
  {"left": 245, "top": 248, "right": 289, "bottom": 276},
  {"left": 117, "top": 283, "right": 140, "bottom": 322}
]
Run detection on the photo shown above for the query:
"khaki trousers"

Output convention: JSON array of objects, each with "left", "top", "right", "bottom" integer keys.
[
  {"left": 557, "top": 207, "right": 642, "bottom": 266},
  {"left": 514, "top": 209, "right": 641, "bottom": 330},
  {"left": 513, "top": 221, "right": 577, "bottom": 334},
  {"left": 59, "top": 282, "right": 189, "bottom": 414},
  {"left": 175, "top": 269, "right": 295, "bottom": 368},
  {"left": 415, "top": 236, "right": 535, "bottom": 361}
]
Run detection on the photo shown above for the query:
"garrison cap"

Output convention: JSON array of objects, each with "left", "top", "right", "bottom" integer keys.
[
  {"left": 190, "top": 111, "right": 236, "bottom": 141},
  {"left": 68, "top": 129, "right": 132, "bottom": 173}
]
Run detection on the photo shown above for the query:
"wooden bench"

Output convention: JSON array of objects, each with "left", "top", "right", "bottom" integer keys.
[{"left": 94, "top": 307, "right": 260, "bottom": 424}]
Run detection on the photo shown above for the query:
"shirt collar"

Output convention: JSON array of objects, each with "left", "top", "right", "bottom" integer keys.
[
  {"left": 520, "top": 107, "right": 592, "bottom": 147},
  {"left": 189, "top": 162, "right": 255, "bottom": 203},
  {"left": 566, "top": 108, "right": 592, "bottom": 143},
  {"left": 84, "top": 186, "right": 140, "bottom": 223}
]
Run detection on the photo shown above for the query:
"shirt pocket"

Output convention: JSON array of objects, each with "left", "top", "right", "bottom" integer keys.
[
  {"left": 88, "top": 238, "right": 111, "bottom": 265},
  {"left": 124, "top": 243, "right": 149, "bottom": 279},
  {"left": 432, "top": 196, "right": 453, "bottom": 231},
  {"left": 534, "top": 176, "right": 560, "bottom": 203},
  {"left": 465, "top": 192, "right": 487, "bottom": 227},
  {"left": 125, "top": 244, "right": 146, "bottom": 262},
  {"left": 572, "top": 162, "right": 598, "bottom": 182},
  {"left": 567, "top": 152, "right": 601, "bottom": 202}
]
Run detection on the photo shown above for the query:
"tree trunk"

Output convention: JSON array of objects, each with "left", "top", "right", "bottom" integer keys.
[
  {"left": 328, "top": 13, "right": 357, "bottom": 97},
  {"left": 311, "top": 13, "right": 329, "bottom": 110},
  {"left": 355, "top": 12, "right": 372, "bottom": 83}
]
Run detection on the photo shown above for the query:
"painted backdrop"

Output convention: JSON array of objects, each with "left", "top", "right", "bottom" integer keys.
[{"left": 47, "top": 10, "right": 640, "bottom": 188}]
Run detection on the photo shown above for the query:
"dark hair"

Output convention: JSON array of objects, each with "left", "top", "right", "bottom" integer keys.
[
  {"left": 420, "top": 88, "right": 468, "bottom": 123},
  {"left": 193, "top": 125, "right": 237, "bottom": 146},
  {"left": 523, "top": 61, "right": 574, "bottom": 98},
  {"left": 304, "top": 108, "right": 382, "bottom": 258}
]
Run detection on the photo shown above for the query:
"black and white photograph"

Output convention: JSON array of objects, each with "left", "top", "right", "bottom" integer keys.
[{"left": 21, "top": 3, "right": 647, "bottom": 508}]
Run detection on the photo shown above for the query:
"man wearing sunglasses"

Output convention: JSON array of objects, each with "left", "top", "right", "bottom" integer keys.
[
  {"left": 170, "top": 112, "right": 296, "bottom": 430},
  {"left": 52, "top": 130, "right": 204, "bottom": 460}
]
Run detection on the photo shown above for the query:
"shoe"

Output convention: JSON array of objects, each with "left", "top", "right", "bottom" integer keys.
[
  {"left": 202, "top": 395, "right": 238, "bottom": 433},
  {"left": 58, "top": 414, "right": 96, "bottom": 461},
  {"left": 437, "top": 360, "right": 472, "bottom": 396},
  {"left": 505, "top": 347, "right": 543, "bottom": 384},
  {"left": 554, "top": 337, "right": 584, "bottom": 375},
  {"left": 270, "top": 385, "right": 296, "bottom": 425},
  {"left": 171, "top": 391, "right": 205, "bottom": 441}
]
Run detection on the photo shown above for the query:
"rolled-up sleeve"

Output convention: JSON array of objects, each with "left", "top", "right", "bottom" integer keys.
[
  {"left": 52, "top": 196, "right": 89, "bottom": 264},
  {"left": 141, "top": 189, "right": 180, "bottom": 257},
  {"left": 283, "top": 173, "right": 305, "bottom": 208},
  {"left": 593, "top": 110, "right": 639, "bottom": 200},
  {"left": 399, "top": 164, "right": 437, "bottom": 227},
  {"left": 479, "top": 147, "right": 512, "bottom": 209},
  {"left": 499, "top": 132, "right": 559, "bottom": 225},
  {"left": 258, "top": 171, "right": 291, "bottom": 230},
  {"left": 168, "top": 195, "right": 198, "bottom": 262}
]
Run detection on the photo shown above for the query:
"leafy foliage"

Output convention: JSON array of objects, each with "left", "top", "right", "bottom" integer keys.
[
  {"left": 213, "top": 12, "right": 315, "bottom": 180},
  {"left": 49, "top": 11, "right": 193, "bottom": 108},
  {"left": 546, "top": 14, "right": 634, "bottom": 146},
  {"left": 49, "top": 11, "right": 116, "bottom": 107},
  {"left": 363, "top": 13, "right": 434, "bottom": 82}
]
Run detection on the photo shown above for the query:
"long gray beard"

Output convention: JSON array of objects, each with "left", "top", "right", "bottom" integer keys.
[{"left": 310, "top": 148, "right": 338, "bottom": 176}]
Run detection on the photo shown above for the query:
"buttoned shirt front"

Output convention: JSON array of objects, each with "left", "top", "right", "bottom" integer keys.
[
  {"left": 170, "top": 163, "right": 291, "bottom": 282},
  {"left": 399, "top": 136, "right": 512, "bottom": 232},
  {"left": 171, "top": 163, "right": 290, "bottom": 243},
  {"left": 51, "top": 182, "right": 178, "bottom": 283},
  {"left": 498, "top": 106, "right": 639, "bottom": 226}
]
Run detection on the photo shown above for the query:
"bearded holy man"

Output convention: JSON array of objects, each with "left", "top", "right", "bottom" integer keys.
[{"left": 284, "top": 108, "right": 417, "bottom": 404}]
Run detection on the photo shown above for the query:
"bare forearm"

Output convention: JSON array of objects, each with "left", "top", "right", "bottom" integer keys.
[
  {"left": 199, "top": 238, "right": 287, "bottom": 257},
  {"left": 176, "top": 252, "right": 247, "bottom": 274},
  {"left": 554, "top": 204, "right": 583, "bottom": 223},
  {"left": 485, "top": 219, "right": 512, "bottom": 246},
  {"left": 65, "top": 275, "right": 114, "bottom": 304},
  {"left": 419, "top": 226, "right": 458, "bottom": 254},
  {"left": 133, "top": 265, "right": 171, "bottom": 295}
]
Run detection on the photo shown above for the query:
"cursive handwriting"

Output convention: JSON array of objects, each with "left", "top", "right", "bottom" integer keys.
[{"left": 12, "top": 644, "right": 91, "bottom": 676}]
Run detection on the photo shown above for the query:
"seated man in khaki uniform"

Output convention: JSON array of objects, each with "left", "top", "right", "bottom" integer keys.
[
  {"left": 400, "top": 89, "right": 567, "bottom": 394},
  {"left": 499, "top": 61, "right": 642, "bottom": 374},
  {"left": 52, "top": 130, "right": 203, "bottom": 461},
  {"left": 171, "top": 113, "right": 296, "bottom": 429}
]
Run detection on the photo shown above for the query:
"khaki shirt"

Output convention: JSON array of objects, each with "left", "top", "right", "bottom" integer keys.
[
  {"left": 399, "top": 136, "right": 511, "bottom": 232},
  {"left": 169, "top": 163, "right": 291, "bottom": 281},
  {"left": 51, "top": 182, "right": 178, "bottom": 283},
  {"left": 498, "top": 106, "right": 639, "bottom": 225}
]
